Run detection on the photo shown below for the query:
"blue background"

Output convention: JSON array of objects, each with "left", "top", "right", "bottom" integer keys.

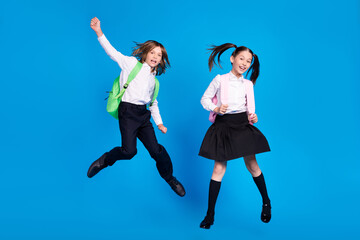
[{"left": 1, "top": 0, "right": 359, "bottom": 239}]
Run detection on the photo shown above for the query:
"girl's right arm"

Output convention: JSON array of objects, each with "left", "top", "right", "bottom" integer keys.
[
  {"left": 200, "top": 75, "right": 227, "bottom": 114},
  {"left": 200, "top": 75, "right": 220, "bottom": 111},
  {"left": 90, "top": 17, "right": 136, "bottom": 70}
]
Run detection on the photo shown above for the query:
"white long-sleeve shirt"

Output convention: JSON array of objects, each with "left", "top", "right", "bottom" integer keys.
[
  {"left": 201, "top": 72, "right": 249, "bottom": 114},
  {"left": 98, "top": 34, "right": 163, "bottom": 125}
]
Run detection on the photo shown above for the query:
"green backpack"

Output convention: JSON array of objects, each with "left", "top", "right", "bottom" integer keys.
[{"left": 106, "top": 61, "right": 160, "bottom": 120}]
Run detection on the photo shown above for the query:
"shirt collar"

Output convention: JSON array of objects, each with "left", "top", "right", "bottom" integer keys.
[
  {"left": 143, "top": 62, "right": 157, "bottom": 76},
  {"left": 229, "top": 71, "right": 244, "bottom": 81},
  {"left": 143, "top": 61, "right": 151, "bottom": 69}
]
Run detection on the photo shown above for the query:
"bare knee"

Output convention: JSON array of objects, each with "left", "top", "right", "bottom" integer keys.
[
  {"left": 212, "top": 161, "right": 227, "bottom": 181},
  {"left": 244, "top": 155, "right": 261, "bottom": 176},
  {"left": 213, "top": 164, "right": 226, "bottom": 175}
]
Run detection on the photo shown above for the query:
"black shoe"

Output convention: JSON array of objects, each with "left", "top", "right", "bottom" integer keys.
[
  {"left": 200, "top": 215, "right": 214, "bottom": 229},
  {"left": 261, "top": 203, "right": 271, "bottom": 223},
  {"left": 87, "top": 153, "right": 108, "bottom": 178},
  {"left": 167, "top": 177, "right": 186, "bottom": 197}
]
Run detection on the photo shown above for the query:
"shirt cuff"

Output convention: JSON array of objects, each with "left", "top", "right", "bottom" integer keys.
[
  {"left": 97, "top": 34, "right": 105, "bottom": 41},
  {"left": 210, "top": 104, "right": 217, "bottom": 112},
  {"left": 154, "top": 118, "right": 163, "bottom": 126}
]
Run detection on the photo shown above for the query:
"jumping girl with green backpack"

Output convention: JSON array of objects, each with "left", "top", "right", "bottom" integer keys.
[{"left": 87, "top": 17, "right": 185, "bottom": 197}]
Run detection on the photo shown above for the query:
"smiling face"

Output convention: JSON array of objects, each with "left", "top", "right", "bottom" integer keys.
[
  {"left": 144, "top": 46, "right": 163, "bottom": 68},
  {"left": 230, "top": 50, "right": 253, "bottom": 78}
]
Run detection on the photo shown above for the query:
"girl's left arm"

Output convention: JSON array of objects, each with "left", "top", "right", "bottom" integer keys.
[
  {"left": 149, "top": 100, "right": 166, "bottom": 133},
  {"left": 246, "top": 81, "right": 255, "bottom": 114},
  {"left": 246, "top": 81, "right": 258, "bottom": 123}
]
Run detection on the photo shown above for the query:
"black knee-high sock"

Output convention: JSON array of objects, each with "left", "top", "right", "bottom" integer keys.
[
  {"left": 253, "top": 173, "right": 270, "bottom": 205},
  {"left": 206, "top": 179, "right": 221, "bottom": 217}
]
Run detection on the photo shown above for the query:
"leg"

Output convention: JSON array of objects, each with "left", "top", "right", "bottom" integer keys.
[
  {"left": 200, "top": 161, "right": 227, "bottom": 229},
  {"left": 244, "top": 155, "right": 271, "bottom": 223},
  {"left": 211, "top": 161, "right": 227, "bottom": 181},
  {"left": 243, "top": 154, "right": 262, "bottom": 177},
  {"left": 87, "top": 125, "right": 138, "bottom": 178},
  {"left": 208, "top": 161, "right": 227, "bottom": 214},
  {"left": 87, "top": 104, "right": 139, "bottom": 178},
  {"left": 244, "top": 155, "right": 270, "bottom": 203},
  {"left": 137, "top": 121, "right": 173, "bottom": 181},
  {"left": 105, "top": 116, "right": 139, "bottom": 166},
  {"left": 137, "top": 118, "right": 185, "bottom": 197}
]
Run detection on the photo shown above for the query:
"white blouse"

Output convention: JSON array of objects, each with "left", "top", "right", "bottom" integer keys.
[
  {"left": 201, "top": 72, "right": 248, "bottom": 114},
  {"left": 98, "top": 34, "right": 162, "bottom": 125}
]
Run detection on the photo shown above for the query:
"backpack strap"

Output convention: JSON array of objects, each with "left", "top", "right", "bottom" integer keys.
[
  {"left": 150, "top": 77, "right": 160, "bottom": 106},
  {"left": 209, "top": 73, "right": 229, "bottom": 123},
  {"left": 220, "top": 73, "right": 230, "bottom": 104},
  {"left": 114, "top": 61, "right": 143, "bottom": 99}
]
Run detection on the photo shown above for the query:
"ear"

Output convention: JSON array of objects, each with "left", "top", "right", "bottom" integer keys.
[{"left": 230, "top": 55, "right": 234, "bottom": 64}]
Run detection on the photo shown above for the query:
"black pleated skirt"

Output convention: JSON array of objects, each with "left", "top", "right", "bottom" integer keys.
[{"left": 199, "top": 112, "right": 270, "bottom": 161}]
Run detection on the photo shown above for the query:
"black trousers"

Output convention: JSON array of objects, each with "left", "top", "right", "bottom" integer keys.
[{"left": 105, "top": 102, "right": 173, "bottom": 182}]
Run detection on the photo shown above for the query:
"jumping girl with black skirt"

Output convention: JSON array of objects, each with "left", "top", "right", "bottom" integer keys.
[{"left": 199, "top": 43, "right": 271, "bottom": 229}]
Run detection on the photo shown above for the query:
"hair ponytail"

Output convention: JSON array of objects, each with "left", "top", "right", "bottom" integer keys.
[
  {"left": 247, "top": 53, "right": 260, "bottom": 85},
  {"left": 208, "top": 43, "right": 237, "bottom": 71}
]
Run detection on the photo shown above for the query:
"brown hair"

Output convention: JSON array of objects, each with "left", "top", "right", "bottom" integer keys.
[
  {"left": 208, "top": 43, "right": 260, "bottom": 84},
  {"left": 132, "top": 40, "right": 170, "bottom": 76}
]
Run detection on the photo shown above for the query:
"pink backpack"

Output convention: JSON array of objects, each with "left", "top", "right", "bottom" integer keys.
[{"left": 209, "top": 73, "right": 254, "bottom": 124}]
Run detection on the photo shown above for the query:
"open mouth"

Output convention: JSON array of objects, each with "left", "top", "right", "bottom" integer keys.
[
  {"left": 239, "top": 66, "right": 247, "bottom": 71},
  {"left": 150, "top": 60, "right": 157, "bottom": 65}
]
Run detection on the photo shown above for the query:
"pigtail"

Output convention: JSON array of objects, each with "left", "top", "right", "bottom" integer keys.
[
  {"left": 208, "top": 43, "right": 237, "bottom": 71},
  {"left": 246, "top": 53, "right": 260, "bottom": 85}
]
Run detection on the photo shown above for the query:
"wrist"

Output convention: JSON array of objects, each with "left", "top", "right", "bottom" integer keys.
[{"left": 95, "top": 30, "right": 103, "bottom": 38}]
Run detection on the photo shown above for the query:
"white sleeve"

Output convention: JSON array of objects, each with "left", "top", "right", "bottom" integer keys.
[
  {"left": 149, "top": 99, "right": 163, "bottom": 126},
  {"left": 98, "top": 34, "right": 137, "bottom": 71},
  {"left": 200, "top": 75, "right": 221, "bottom": 111}
]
